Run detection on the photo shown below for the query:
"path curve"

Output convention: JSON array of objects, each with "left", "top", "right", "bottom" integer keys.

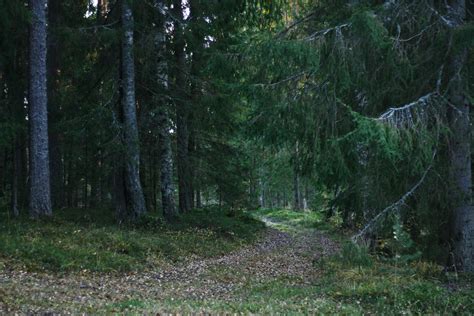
[{"left": 0, "top": 217, "right": 339, "bottom": 313}]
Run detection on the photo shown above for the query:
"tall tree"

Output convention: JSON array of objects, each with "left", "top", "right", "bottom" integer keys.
[
  {"left": 173, "top": 0, "right": 192, "bottom": 213},
  {"left": 119, "top": 0, "right": 146, "bottom": 219},
  {"left": 28, "top": 0, "right": 52, "bottom": 217},
  {"left": 154, "top": 0, "right": 177, "bottom": 220},
  {"left": 448, "top": 0, "right": 473, "bottom": 272},
  {"left": 48, "top": 0, "right": 64, "bottom": 209}
]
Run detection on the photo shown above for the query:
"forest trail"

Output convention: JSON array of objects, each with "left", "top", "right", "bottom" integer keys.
[{"left": 0, "top": 215, "right": 339, "bottom": 313}]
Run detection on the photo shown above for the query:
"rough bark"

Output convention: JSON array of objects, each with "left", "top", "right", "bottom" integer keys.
[
  {"left": 48, "top": 0, "right": 64, "bottom": 209},
  {"left": 120, "top": 0, "right": 147, "bottom": 219},
  {"left": 28, "top": 0, "right": 52, "bottom": 217},
  {"left": 154, "top": 0, "right": 178, "bottom": 220},
  {"left": 448, "top": 0, "right": 473, "bottom": 272},
  {"left": 173, "top": 0, "right": 192, "bottom": 213}
]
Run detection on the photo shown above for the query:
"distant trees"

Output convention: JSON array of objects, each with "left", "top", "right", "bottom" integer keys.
[{"left": 28, "top": 0, "right": 52, "bottom": 217}]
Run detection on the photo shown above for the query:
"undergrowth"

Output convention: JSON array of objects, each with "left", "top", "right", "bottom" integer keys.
[{"left": 0, "top": 207, "right": 265, "bottom": 272}]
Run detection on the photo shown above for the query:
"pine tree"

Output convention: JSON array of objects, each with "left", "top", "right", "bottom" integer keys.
[
  {"left": 28, "top": 0, "right": 52, "bottom": 217},
  {"left": 153, "top": 0, "right": 177, "bottom": 220},
  {"left": 119, "top": 0, "right": 147, "bottom": 219},
  {"left": 173, "top": 0, "right": 192, "bottom": 213}
]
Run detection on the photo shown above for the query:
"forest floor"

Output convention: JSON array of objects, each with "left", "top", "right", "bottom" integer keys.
[{"left": 0, "top": 208, "right": 473, "bottom": 314}]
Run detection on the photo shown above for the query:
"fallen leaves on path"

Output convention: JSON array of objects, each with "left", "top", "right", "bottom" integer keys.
[{"left": 0, "top": 221, "right": 339, "bottom": 314}]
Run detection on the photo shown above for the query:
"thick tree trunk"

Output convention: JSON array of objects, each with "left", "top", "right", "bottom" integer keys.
[
  {"left": 173, "top": 0, "right": 192, "bottom": 213},
  {"left": 449, "top": 0, "right": 473, "bottom": 272},
  {"left": 120, "top": 0, "right": 147, "bottom": 219},
  {"left": 153, "top": 0, "right": 178, "bottom": 220},
  {"left": 28, "top": 0, "right": 52, "bottom": 217}
]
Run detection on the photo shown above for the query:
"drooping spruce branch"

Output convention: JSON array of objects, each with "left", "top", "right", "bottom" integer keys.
[
  {"left": 351, "top": 152, "right": 435, "bottom": 242},
  {"left": 376, "top": 92, "right": 446, "bottom": 129},
  {"left": 304, "top": 23, "right": 351, "bottom": 41}
]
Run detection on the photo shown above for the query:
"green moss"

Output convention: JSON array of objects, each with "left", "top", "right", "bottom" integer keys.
[{"left": 0, "top": 207, "right": 265, "bottom": 272}]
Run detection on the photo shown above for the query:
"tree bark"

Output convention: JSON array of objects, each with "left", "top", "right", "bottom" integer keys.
[
  {"left": 11, "top": 141, "right": 19, "bottom": 217},
  {"left": 293, "top": 143, "right": 303, "bottom": 211},
  {"left": 448, "top": 0, "right": 473, "bottom": 272},
  {"left": 173, "top": 0, "right": 192, "bottom": 213},
  {"left": 47, "top": 0, "right": 64, "bottom": 210},
  {"left": 120, "top": 0, "right": 147, "bottom": 219},
  {"left": 28, "top": 0, "right": 52, "bottom": 217},
  {"left": 154, "top": 0, "right": 178, "bottom": 220}
]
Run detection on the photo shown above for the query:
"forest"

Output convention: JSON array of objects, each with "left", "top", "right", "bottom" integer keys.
[{"left": 0, "top": 0, "right": 473, "bottom": 313}]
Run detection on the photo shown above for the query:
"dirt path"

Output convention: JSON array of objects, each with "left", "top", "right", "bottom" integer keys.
[{"left": 0, "top": 218, "right": 339, "bottom": 314}]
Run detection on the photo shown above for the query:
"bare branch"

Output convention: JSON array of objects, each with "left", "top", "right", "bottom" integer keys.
[{"left": 304, "top": 23, "right": 351, "bottom": 42}]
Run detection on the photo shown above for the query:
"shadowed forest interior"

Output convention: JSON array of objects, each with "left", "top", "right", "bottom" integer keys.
[{"left": 0, "top": 0, "right": 473, "bottom": 313}]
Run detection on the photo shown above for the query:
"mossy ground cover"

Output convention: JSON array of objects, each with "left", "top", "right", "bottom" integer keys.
[
  {"left": 0, "top": 207, "right": 265, "bottom": 272},
  {"left": 0, "top": 208, "right": 472, "bottom": 314}
]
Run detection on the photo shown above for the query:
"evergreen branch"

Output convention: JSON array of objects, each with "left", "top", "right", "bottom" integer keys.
[
  {"left": 392, "top": 22, "right": 437, "bottom": 43},
  {"left": 304, "top": 23, "right": 351, "bottom": 41},
  {"left": 276, "top": 12, "right": 317, "bottom": 38},
  {"left": 252, "top": 71, "right": 309, "bottom": 88},
  {"left": 76, "top": 22, "right": 119, "bottom": 32},
  {"left": 377, "top": 92, "right": 437, "bottom": 128},
  {"left": 351, "top": 157, "right": 434, "bottom": 242}
]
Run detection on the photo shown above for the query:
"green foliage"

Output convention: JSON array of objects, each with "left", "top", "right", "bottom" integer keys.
[
  {"left": 317, "top": 260, "right": 474, "bottom": 315},
  {"left": 252, "top": 208, "right": 323, "bottom": 230},
  {"left": 387, "top": 215, "right": 422, "bottom": 264},
  {"left": 0, "top": 207, "right": 264, "bottom": 272},
  {"left": 238, "top": 0, "right": 463, "bottom": 265},
  {"left": 337, "top": 241, "right": 373, "bottom": 269}
]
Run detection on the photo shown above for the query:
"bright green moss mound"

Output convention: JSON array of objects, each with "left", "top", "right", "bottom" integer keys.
[{"left": 0, "top": 207, "right": 265, "bottom": 272}]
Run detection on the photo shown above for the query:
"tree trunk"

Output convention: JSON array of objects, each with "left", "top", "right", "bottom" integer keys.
[
  {"left": 449, "top": 0, "right": 473, "bottom": 272},
  {"left": 97, "top": 0, "right": 108, "bottom": 24},
  {"left": 293, "top": 142, "right": 303, "bottom": 211},
  {"left": 293, "top": 166, "right": 302, "bottom": 211},
  {"left": 113, "top": 162, "right": 127, "bottom": 222},
  {"left": 196, "top": 189, "right": 202, "bottom": 208},
  {"left": 153, "top": 0, "right": 178, "bottom": 220},
  {"left": 48, "top": 0, "right": 64, "bottom": 210},
  {"left": 11, "top": 140, "right": 20, "bottom": 217},
  {"left": 120, "top": 0, "right": 147, "bottom": 219},
  {"left": 173, "top": 0, "right": 192, "bottom": 213},
  {"left": 28, "top": 0, "right": 52, "bottom": 217},
  {"left": 83, "top": 140, "right": 88, "bottom": 208}
]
